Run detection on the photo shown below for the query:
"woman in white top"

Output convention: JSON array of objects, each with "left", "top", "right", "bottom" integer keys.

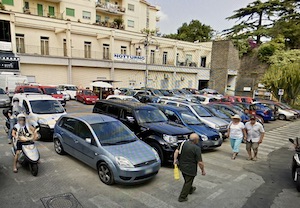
[{"left": 227, "top": 114, "right": 247, "bottom": 160}]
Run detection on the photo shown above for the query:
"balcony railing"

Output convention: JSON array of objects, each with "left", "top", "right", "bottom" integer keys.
[
  {"left": 23, "top": 7, "right": 63, "bottom": 19},
  {"left": 93, "top": 21, "right": 125, "bottom": 30},
  {"left": 96, "top": 2, "right": 125, "bottom": 15},
  {"left": 17, "top": 45, "right": 205, "bottom": 68}
]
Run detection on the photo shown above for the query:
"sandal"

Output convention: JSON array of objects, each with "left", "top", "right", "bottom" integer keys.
[
  {"left": 13, "top": 168, "right": 18, "bottom": 173},
  {"left": 247, "top": 157, "right": 253, "bottom": 160}
]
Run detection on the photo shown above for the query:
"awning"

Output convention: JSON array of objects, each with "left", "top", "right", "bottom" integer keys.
[
  {"left": 0, "top": 52, "right": 20, "bottom": 70},
  {"left": 90, "top": 81, "right": 113, "bottom": 88}
]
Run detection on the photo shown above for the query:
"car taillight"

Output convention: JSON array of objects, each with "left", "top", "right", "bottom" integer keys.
[{"left": 264, "top": 110, "right": 268, "bottom": 115}]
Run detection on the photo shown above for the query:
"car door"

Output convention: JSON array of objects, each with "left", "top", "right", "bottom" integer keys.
[
  {"left": 59, "top": 117, "right": 78, "bottom": 156},
  {"left": 73, "top": 121, "right": 99, "bottom": 167},
  {"left": 164, "top": 109, "right": 183, "bottom": 125},
  {"left": 119, "top": 108, "right": 139, "bottom": 133}
]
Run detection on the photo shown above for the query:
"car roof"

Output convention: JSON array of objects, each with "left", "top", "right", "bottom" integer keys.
[
  {"left": 62, "top": 113, "right": 117, "bottom": 124},
  {"left": 107, "top": 95, "right": 135, "bottom": 98},
  {"left": 17, "top": 85, "right": 39, "bottom": 88},
  {"left": 97, "top": 100, "right": 156, "bottom": 110},
  {"left": 13, "top": 93, "right": 56, "bottom": 101},
  {"left": 151, "top": 103, "right": 188, "bottom": 112}
]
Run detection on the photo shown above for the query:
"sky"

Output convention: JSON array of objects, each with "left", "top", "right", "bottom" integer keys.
[{"left": 147, "top": 0, "right": 255, "bottom": 35}]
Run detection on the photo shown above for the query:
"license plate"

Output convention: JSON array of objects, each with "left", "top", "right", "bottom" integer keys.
[
  {"left": 145, "top": 168, "right": 153, "bottom": 174},
  {"left": 214, "top": 141, "right": 219, "bottom": 145}
]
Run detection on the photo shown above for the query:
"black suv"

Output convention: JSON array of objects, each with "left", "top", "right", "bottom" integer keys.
[{"left": 93, "top": 100, "right": 193, "bottom": 163}]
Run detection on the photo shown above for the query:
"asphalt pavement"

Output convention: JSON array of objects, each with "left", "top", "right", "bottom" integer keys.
[{"left": 0, "top": 101, "right": 299, "bottom": 208}]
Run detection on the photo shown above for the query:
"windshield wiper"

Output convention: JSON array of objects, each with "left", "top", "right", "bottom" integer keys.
[{"left": 115, "top": 140, "right": 136, "bottom": 144}]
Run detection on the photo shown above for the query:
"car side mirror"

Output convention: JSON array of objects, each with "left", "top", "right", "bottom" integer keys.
[
  {"left": 126, "top": 116, "right": 135, "bottom": 123},
  {"left": 85, "top": 138, "right": 92, "bottom": 144}
]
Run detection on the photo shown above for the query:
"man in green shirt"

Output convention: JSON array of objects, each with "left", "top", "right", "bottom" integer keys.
[{"left": 174, "top": 133, "right": 206, "bottom": 202}]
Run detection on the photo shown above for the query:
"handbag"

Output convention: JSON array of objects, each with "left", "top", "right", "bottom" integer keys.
[{"left": 174, "top": 164, "right": 180, "bottom": 180}]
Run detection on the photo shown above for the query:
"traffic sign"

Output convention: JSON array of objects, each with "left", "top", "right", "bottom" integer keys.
[{"left": 278, "top": 89, "right": 284, "bottom": 96}]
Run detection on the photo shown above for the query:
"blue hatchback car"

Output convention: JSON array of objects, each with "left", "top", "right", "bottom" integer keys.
[
  {"left": 151, "top": 104, "right": 223, "bottom": 150},
  {"left": 53, "top": 113, "right": 161, "bottom": 185}
]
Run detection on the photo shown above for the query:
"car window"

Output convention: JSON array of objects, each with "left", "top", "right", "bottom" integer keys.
[
  {"left": 96, "top": 103, "right": 108, "bottom": 112},
  {"left": 43, "top": 88, "right": 57, "bottom": 95},
  {"left": 29, "top": 100, "right": 65, "bottom": 114},
  {"left": 180, "top": 111, "right": 202, "bottom": 125},
  {"left": 107, "top": 105, "right": 119, "bottom": 116},
  {"left": 135, "top": 109, "right": 167, "bottom": 123},
  {"left": 76, "top": 121, "right": 97, "bottom": 146},
  {"left": 164, "top": 110, "right": 180, "bottom": 123},
  {"left": 61, "top": 118, "right": 76, "bottom": 133},
  {"left": 0, "top": 88, "right": 5, "bottom": 94},
  {"left": 24, "top": 87, "right": 41, "bottom": 93},
  {"left": 192, "top": 105, "right": 212, "bottom": 117},
  {"left": 120, "top": 109, "right": 133, "bottom": 120},
  {"left": 166, "top": 102, "right": 178, "bottom": 106}
]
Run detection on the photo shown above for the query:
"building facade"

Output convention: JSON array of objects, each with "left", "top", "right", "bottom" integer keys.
[{"left": 0, "top": 0, "right": 212, "bottom": 89}]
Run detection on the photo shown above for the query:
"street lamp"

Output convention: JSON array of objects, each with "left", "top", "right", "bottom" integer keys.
[{"left": 137, "top": 31, "right": 159, "bottom": 91}]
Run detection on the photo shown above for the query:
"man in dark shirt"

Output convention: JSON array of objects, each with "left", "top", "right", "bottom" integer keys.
[{"left": 173, "top": 133, "right": 206, "bottom": 202}]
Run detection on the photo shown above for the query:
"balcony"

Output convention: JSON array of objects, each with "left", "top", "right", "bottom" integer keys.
[
  {"left": 43, "top": 0, "right": 61, "bottom": 2},
  {"left": 96, "top": 2, "right": 125, "bottom": 16},
  {"left": 93, "top": 21, "right": 125, "bottom": 30},
  {"left": 23, "top": 7, "right": 63, "bottom": 19}
]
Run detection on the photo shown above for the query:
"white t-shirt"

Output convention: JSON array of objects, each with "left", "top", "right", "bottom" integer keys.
[
  {"left": 245, "top": 122, "right": 265, "bottom": 142},
  {"left": 229, "top": 122, "right": 245, "bottom": 139},
  {"left": 114, "top": 89, "right": 121, "bottom": 95}
]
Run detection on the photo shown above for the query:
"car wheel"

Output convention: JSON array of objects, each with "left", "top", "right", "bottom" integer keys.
[
  {"left": 98, "top": 162, "right": 114, "bottom": 185},
  {"left": 54, "top": 138, "right": 65, "bottom": 155},
  {"left": 150, "top": 142, "right": 164, "bottom": 163},
  {"left": 278, "top": 114, "right": 286, "bottom": 120}
]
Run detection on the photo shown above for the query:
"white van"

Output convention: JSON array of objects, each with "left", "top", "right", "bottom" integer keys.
[
  {"left": 12, "top": 94, "right": 66, "bottom": 140},
  {"left": 58, "top": 84, "right": 78, "bottom": 100},
  {"left": 0, "top": 72, "right": 28, "bottom": 97}
]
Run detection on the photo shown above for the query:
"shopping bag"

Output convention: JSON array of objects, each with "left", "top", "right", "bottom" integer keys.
[{"left": 174, "top": 164, "right": 180, "bottom": 180}]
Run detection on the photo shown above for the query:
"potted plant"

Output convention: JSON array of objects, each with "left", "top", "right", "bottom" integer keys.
[
  {"left": 0, "top": 2, "right": 6, "bottom": 10},
  {"left": 113, "top": 18, "right": 123, "bottom": 29}
]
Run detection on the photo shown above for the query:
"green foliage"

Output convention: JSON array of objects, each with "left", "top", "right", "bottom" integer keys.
[
  {"left": 163, "top": 20, "right": 213, "bottom": 42},
  {"left": 233, "top": 39, "right": 251, "bottom": 57},
  {"left": 113, "top": 18, "right": 123, "bottom": 27},
  {"left": 0, "top": 2, "right": 5, "bottom": 10},
  {"left": 257, "top": 36, "right": 285, "bottom": 62},
  {"left": 262, "top": 50, "right": 300, "bottom": 104}
]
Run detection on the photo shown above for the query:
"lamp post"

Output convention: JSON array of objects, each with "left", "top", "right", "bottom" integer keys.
[{"left": 136, "top": 31, "right": 159, "bottom": 91}]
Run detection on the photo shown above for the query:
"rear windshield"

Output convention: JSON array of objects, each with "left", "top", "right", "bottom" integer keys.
[
  {"left": 65, "top": 86, "right": 78, "bottom": 91},
  {"left": 24, "top": 87, "right": 41, "bottom": 93},
  {"left": 83, "top": 90, "right": 96, "bottom": 96},
  {"left": 44, "top": 88, "right": 57, "bottom": 95}
]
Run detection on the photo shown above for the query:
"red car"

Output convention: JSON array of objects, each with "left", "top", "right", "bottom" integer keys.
[
  {"left": 39, "top": 86, "right": 66, "bottom": 106},
  {"left": 15, "top": 85, "right": 42, "bottom": 94},
  {"left": 76, "top": 89, "right": 98, "bottom": 104}
]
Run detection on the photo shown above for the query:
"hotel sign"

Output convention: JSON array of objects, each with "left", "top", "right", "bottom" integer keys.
[
  {"left": 0, "top": 41, "right": 12, "bottom": 51},
  {"left": 114, "top": 54, "right": 146, "bottom": 63}
]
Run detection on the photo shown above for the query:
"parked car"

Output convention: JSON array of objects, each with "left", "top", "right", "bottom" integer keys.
[
  {"left": 275, "top": 103, "right": 296, "bottom": 120},
  {"left": 93, "top": 100, "right": 193, "bottom": 163},
  {"left": 255, "top": 100, "right": 279, "bottom": 120},
  {"left": 276, "top": 103, "right": 300, "bottom": 118},
  {"left": 234, "top": 102, "right": 273, "bottom": 122},
  {"left": 76, "top": 89, "right": 99, "bottom": 104},
  {"left": 183, "top": 88, "right": 200, "bottom": 94},
  {"left": 199, "top": 88, "right": 223, "bottom": 98},
  {"left": 15, "top": 85, "right": 42, "bottom": 94},
  {"left": 193, "top": 95, "right": 219, "bottom": 104},
  {"left": 159, "top": 99, "right": 229, "bottom": 136},
  {"left": 39, "top": 86, "right": 66, "bottom": 106},
  {"left": 57, "top": 90, "right": 71, "bottom": 101},
  {"left": 12, "top": 94, "right": 66, "bottom": 140},
  {"left": 0, "top": 88, "right": 11, "bottom": 107},
  {"left": 53, "top": 113, "right": 161, "bottom": 185},
  {"left": 152, "top": 104, "right": 223, "bottom": 150},
  {"left": 106, "top": 95, "right": 140, "bottom": 102},
  {"left": 58, "top": 84, "right": 78, "bottom": 99},
  {"left": 202, "top": 105, "right": 231, "bottom": 122}
]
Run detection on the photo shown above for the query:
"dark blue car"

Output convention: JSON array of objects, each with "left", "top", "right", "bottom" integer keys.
[{"left": 151, "top": 104, "right": 223, "bottom": 150}]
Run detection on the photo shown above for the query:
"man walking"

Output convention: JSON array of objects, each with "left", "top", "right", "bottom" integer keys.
[
  {"left": 245, "top": 115, "right": 265, "bottom": 161},
  {"left": 173, "top": 133, "right": 206, "bottom": 202}
]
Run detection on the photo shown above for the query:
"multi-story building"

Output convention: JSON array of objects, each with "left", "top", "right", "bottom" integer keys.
[{"left": 0, "top": 0, "right": 212, "bottom": 89}]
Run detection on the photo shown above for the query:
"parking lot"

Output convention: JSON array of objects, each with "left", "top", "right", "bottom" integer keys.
[{"left": 0, "top": 101, "right": 300, "bottom": 208}]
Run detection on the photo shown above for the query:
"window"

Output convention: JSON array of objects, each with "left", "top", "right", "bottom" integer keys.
[
  {"left": 16, "top": 34, "right": 25, "bottom": 53},
  {"left": 176, "top": 53, "right": 179, "bottom": 65},
  {"left": 201, "top": 56, "right": 207, "bottom": 67},
  {"left": 37, "top": 4, "right": 43, "bottom": 16},
  {"left": 162, "top": 52, "right": 168, "bottom": 65},
  {"left": 24, "top": 1, "right": 29, "bottom": 9},
  {"left": 66, "top": 8, "right": 75, "bottom": 17},
  {"left": 2, "top": 0, "right": 14, "bottom": 6},
  {"left": 128, "top": 4, "right": 134, "bottom": 11},
  {"left": 107, "top": 105, "right": 119, "bottom": 117},
  {"left": 121, "top": 46, "right": 127, "bottom": 55},
  {"left": 84, "top": 41, "right": 91, "bottom": 58},
  {"left": 61, "top": 118, "right": 76, "bottom": 133},
  {"left": 76, "top": 121, "right": 93, "bottom": 140},
  {"left": 63, "top": 39, "right": 67, "bottom": 57},
  {"left": 96, "top": 15, "right": 101, "bottom": 23},
  {"left": 0, "top": 20, "right": 11, "bottom": 42},
  {"left": 103, "top": 44, "right": 110, "bottom": 59},
  {"left": 186, "top": 54, "right": 192, "bottom": 62},
  {"left": 48, "top": 6, "right": 55, "bottom": 16},
  {"left": 136, "top": 48, "right": 141, "bottom": 56},
  {"left": 105, "top": 16, "right": 109, "bottom": 22},
  {"left": 150, "top": 50, "right": 155, "bottom": 64},
  {"left": 40, "top": 36, "right": 49, "bottom": 55},
  {"left": 127, "top": 20, "right": 134, "bottom": 28},
  {"left": 82, "top": 11, "right": 91, "bottom": 19}
]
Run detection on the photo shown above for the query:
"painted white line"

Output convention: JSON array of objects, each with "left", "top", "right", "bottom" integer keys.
[
  {"left": 193, "top": 178, "right": 218, "bottom": 189},
  {"left": 233, "top": 174, "right": 248, "bottom": 182},
  {"left": 206, "top": 188, "right": 225, "bottom": 200},
  {"left": 259, "top": 143, "right": 280, "bottom": 149},
  {"left": 204, "top": 168, "right": 232, "bottom": 179},
  {"left": 203, "top": 157, "right": 242, "bottom": 171}
]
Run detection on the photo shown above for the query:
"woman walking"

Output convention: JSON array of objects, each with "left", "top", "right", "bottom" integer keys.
[{"left": 227, "top": 114, "right": 246, "bottom": 160}]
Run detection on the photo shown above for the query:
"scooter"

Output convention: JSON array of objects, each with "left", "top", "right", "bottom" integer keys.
[
  {"left": 288, "top": 137, "right": 300, "bottom": 192},
  {"left": 12, "top": 128, "right": 40, "bottom": 176}
]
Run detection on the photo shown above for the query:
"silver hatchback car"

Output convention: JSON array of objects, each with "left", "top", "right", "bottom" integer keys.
[{"left": 53, "top": 113, "right": 161, "bottom": 185}]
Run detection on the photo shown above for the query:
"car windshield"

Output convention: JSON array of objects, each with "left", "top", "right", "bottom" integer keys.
[
  {"left": 160, "top": 90, "right": 170, "bottom": 96},
  {"left": 192, "top": 105, "right": 212, "bottom": 117},
  {"left": 0, "top": 88, "right": 5, "bottom": 94},
  {"left": 24, "top": 87, "right": 41, "bottom": 93},
  {"left": 205, "top": 107, "right": 229, "bottom": 119},
  {"left": 124, "top": 98, "right": 139, "bottom": 102},
  {"left": 83, "top": 90, "right": 95, "bottom": 96},
  {"left": 135, "top": 109, "right": 167, "bottom": 123},
  {"left": 181, "top": 89, "right": 192, "bottom": 95},
  {"left": 65, "top": 86, "right": 78, "bottom": 91},
  {"left": 91, "top": 121, "right": 137, "bottom": 146},
  {"left": 44, "top": 88, "right": 57, "bottom": 95},
  {"left": 152, "top": 89, "right": 163, "bottom": 96},
  {"left": 180, "top": 111, "right": 202, "bottom": 125},
  {"left": 30, "top": 100, "right": 65, "bottom": 114}
]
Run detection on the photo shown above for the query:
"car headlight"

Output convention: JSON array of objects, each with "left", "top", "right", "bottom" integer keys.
[
  {"left": 86, "top": 98, "right": 91, "bottom": 101},
  {"left": 152, "top": 148, "right": 160, "bottom": 162},
  {"left": 215, "top": 125, "right": 220, "bottom": 129},
  {"left": 115, "top": 156, "right": 134, "bottom": 169},
  {"left": 200, "top": 134, "right": 208, "bottom": 141},
  {"left": 163, "top": 134, "right": 178, "bottom": 143},
  {"left": 38, "top": 118, "right": 48, "bottom": 125}
]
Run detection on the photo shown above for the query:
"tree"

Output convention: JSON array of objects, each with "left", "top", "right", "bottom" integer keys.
[
  {"left": 262, "top": 49, "right": 300, "bottom": 104},
  {"left": 163, "top": 20, "right": 213, "bottom": 42},
  {"left": 224, "top": 0, "right": 281, "bottom": 44}
]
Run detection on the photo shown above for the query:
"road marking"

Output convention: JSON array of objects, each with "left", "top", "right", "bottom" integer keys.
[
  {"left": 206, "top": 188, "right": 224, "bottom": 200},
  {"left": 194, "top": 177, "right": 218, "bottom": 189},
  {"left": 233, "top": 174, "right": 248, "bottom": 182},
  {"left": 119, "top": 189, "right": 175, "bottom": 208},
  {"left": 259, "top": 143, "right": 280, "bottom": 149},
  {"left": 204, "top": 168, "right": 232, "bottom": 179},
  {"left": 204, "top": 157, "right": 242, "bottom": 171}
]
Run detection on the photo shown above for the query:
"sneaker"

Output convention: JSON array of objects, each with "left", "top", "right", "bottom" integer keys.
[
  {"left": 189, "top": 187, "right": 196, "bottom": 194},
  {"left": 178, "top": 197, "right": 188, "bottom": 202}
]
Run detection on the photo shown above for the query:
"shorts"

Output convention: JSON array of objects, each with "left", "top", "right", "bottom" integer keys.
[
  {"left": 16, "top": 141, "right": 25, "bottom": 150},
  {"left": 246, "top": 141, "right": 259, "bottom": 152}
]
